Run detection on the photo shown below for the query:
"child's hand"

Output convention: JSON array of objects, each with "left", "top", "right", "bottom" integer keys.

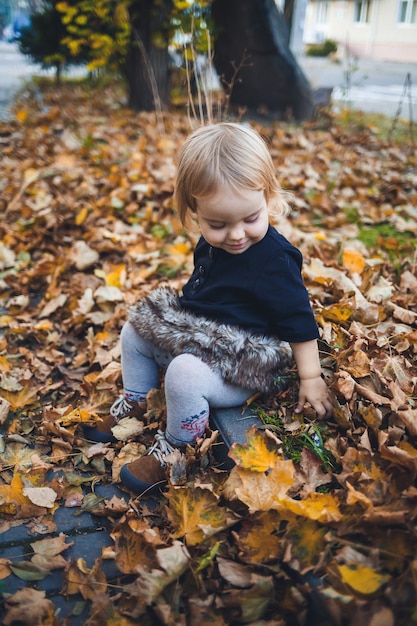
[{"left": 295, "top": 376, "right": 332, "bottom": 418}]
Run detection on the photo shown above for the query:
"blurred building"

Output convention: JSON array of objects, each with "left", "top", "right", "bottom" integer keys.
[{"left": 303, "top": 0, "right": 417, "bottom": 61}]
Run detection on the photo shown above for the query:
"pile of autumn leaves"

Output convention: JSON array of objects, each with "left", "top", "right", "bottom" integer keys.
[{"left": 0, "top": 84, "right": 416, "bottom": 625}]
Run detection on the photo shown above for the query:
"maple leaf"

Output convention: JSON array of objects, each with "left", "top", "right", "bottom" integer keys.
[
  {"left": 298, "top": 448, "right": 332, "bottom": 495},
  {"left": 0, "top": 385, "right": 41, "bottom": 411},
  {"left": 285, "top": 519, "right": 328, "bottom": 570},
  {"left": 166, "top": 485, "right": 238, "bottom": 546},
  {"left": 228, "top": 426, "right": 283, "bottom": 472},
  {"left": 232, "top": 510, "right": 283, "bottom": 563},
  {"left": 223, "top": 460, "right": 296, "bottom": 513}
]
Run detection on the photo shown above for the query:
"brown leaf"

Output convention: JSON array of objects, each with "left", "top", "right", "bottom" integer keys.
[
  {"left": 63, "top": 558, "right": 107, "bottom": 600},
  {"left": 3, "top": 588, "right": 57, "bottom": 626}
]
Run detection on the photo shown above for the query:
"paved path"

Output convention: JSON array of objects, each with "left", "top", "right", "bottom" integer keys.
[
  {"left": 0, "top": 481, "right": 131, "bottom": 624},
  {"left": 0, "top": 41, "right": 85, "bottom": 120},
  {"left": 299, "top": 56, "right": 417, "bottom": 119}
]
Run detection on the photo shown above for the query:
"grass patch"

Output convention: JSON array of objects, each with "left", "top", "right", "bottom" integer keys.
[
  {"left": 335, "top": 108, "right": 415, "bottom": 148},
  {"left": 358, "top": 222, "right": 416, "bottom": 259},
  {"left": 254, "top": 406, "right": 337, "bottom": 471}
]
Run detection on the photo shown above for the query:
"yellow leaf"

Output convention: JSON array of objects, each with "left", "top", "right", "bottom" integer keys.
[
  {"left": 342, "top": 248, "right": 366, "bottom": 274},
  {"left": 34, "top": 320, "right": 54, "bottom": 332},
  {"left": 229, "top": 426, "right": 282, "bottom": 472},
  {"left": 16, "top": 108, "right": 28, "bottom": 123},
  {"left": 277, "top": 492, "right": 342, "bottom": 523},
  {"left": 322, "top": 304, "right": 354, "bottom": 323},
  {"left": 223, "top": 460, "right": 295, "bottom": 514},
  {"left": 166, "top": 486, "right": 236, "bottom": 546},
  {"left": 105, "top": 265, "right": 126, "bottom": 288},
  {"left": 58, "top": 407, "right": 93, "bottom": 426},
  {"left": 75, "top": 207, "right": 89, "bottom": 225},
  {"left": 23, "top": 167, "right": 38, "bottom": 183},
  {"left": 0, "top": 472, "right": 47, "bottom": 518},
  {"left": 337, "top": 563, "right": 390, "bottom": 594},
  {"left": 0, "top": 355, "right": 11, "bottom": 372},
  {"left": 0, "top": 315, "right": 13, "bottom": 328}
]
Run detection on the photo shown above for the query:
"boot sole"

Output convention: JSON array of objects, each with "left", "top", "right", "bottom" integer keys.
[
  {"left": 119, "top": 463, "right": 167, "bottom": 495},
  {"left": 83, "top": 425, "right": 118, "bottom": 444}
]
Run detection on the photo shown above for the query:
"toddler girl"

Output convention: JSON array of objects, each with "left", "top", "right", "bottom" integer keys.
[{"left": 85, "top": 122, "right": 332, "bottom": 494}]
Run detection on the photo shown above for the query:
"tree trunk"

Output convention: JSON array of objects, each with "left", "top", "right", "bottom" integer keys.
[
  {"left": 211, "top": 0, "right": 314, "bottom": 121},
  {"left": 125, "top": 0, "right": 172, "bottom": 112}
]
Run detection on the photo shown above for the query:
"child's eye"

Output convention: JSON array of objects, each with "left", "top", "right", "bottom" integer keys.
[
  {"left": 245, "top": 213, "right": 259, "bottom": 223},
  {"left": 208, "top": 223, "right": 225, "bottom": 230}
]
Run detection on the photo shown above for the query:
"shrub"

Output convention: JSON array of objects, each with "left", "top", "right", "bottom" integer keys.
[{"left": 306, "top": 39, "right": 338, "bottom": 57}]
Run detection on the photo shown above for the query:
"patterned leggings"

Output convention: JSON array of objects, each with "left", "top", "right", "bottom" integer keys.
[{"left": 120, "top": 321, "right": 252, "bottom": 446}]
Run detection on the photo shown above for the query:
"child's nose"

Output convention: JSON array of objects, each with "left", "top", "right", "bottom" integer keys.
[{"left": 229, "top": 224, "right": 245, "bottom": 240}]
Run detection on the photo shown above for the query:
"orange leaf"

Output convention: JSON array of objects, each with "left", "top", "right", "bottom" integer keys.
[{"left": 342, "top": 248, "right": 366, "bottom": 274}]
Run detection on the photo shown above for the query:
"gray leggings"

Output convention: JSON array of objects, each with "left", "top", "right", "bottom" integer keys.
[{"left": 120, "top": 321, "right": 252, "bottom": 446}]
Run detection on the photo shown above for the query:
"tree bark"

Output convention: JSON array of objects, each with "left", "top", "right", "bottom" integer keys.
[
  {"left": 125, "top": 0, "right": 172, "bottom": 112},
  {"left": 211, "top": 0, "right": 314, "bottom": 121}
]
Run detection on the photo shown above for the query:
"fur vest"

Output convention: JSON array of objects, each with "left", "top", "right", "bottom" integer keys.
[{"left": 128, "top": 287, "right": 294, "bottom": 395}]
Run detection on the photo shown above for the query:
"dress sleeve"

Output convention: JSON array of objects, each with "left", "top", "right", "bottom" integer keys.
[{"left": 254, "top": 249, "right": 320, "bottom": 342}]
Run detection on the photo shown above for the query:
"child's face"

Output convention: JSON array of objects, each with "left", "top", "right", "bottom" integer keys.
[{"left": 195, "top": 186, "right": 269, "bottom": 254}]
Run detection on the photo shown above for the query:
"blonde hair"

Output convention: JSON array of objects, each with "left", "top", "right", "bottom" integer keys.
[{"left": 174, "top": 122, "right": 292, "bottom": 229}]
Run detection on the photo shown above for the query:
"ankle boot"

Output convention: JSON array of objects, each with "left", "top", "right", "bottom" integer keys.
[
  {"left": 84, "top": 395, "right": 147, "bottom": 443},
  {"left": 120, "top": 430, "right": 176, "bottom": 494}
]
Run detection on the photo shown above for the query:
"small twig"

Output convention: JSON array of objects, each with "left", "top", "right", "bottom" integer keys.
[
  {"left": 131, "top": 26, "right": 165, "bottom": 135},
  {"left": 389, "top": 72, "right": 415, "bottom": 147}
]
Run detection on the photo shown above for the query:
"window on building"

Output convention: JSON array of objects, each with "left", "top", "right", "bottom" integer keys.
[
  {"left": 354, "top": 0, "right": 371, "bottom": 22},
  {"left": 398, "top": 0, "right": 417, "bottom": 22},
  {"left": 316, "top": 1, "right": 329, "bottom": 23}
]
